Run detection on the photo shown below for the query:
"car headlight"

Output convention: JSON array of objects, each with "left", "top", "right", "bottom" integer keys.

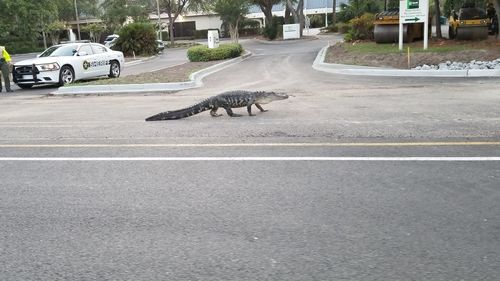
[{"left": 37, "top": 63, "right": 60, "bottom": 72}]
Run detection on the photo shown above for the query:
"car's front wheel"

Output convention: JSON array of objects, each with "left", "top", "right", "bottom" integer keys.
[
  {"left": 59, "top": 66, "right": 75, "bottom": 86},
  {"left": 109, "top": 60, "right": 120, "bottom": 78}
]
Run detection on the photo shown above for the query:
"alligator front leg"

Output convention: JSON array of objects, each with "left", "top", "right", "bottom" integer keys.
[
  {"left": 225, "top": 107, "right": 242, "bottom": 117},
  {"left": 210, "top": 108, "right": 222, "bottom": 117},
  {"left": 255, "top": 103, "right": 268, "bottom": 112}
]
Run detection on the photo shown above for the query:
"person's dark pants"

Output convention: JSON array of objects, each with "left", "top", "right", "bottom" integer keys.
[{"left": 0, "top": 61, "right": 12, "bottom": 92}]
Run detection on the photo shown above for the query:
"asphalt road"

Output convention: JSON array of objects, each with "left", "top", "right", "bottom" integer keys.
[{"left": 1, "top": 35, "right": 500, "bottom": 280}]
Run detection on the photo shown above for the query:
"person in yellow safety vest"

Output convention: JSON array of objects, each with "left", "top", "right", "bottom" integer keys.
[{"left": 0, "top": 45, "right": 13, "bottom": 92}]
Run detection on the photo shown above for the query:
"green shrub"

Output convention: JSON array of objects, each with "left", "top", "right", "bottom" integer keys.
[
  {"left": 343, "top": 32, "right": 354, "bottom": 42},
  {"left": 325, "top": 24, "right": 338, "bottom": 33},
  {"left": 347, "top": 13, "right": 375, "bottom": 41},
  {"left": 325, "top": 22, "right": 351, "bottom": 34},
  {"left": 308, "top": 15, "right": 326, "bottom": 28},
  {"left": 239, "top": 19, "right": 261, "bottom": 37},
  {"left": 113, "top": 22, "right": 158, "bottom": 56},
  {"left": 262, "top": 16, "right": 284, "bottom": 40},
  {"left": 263, "top": 24, "right": 278, "bottom": 40},
  {"left": 337, "top": 22, "right": 351, "bottom": 34},
  {"left": 239, "top": 19, "right": 260, "bottom": 29},
  {"left": 187, "top": 43, "right": 243, "bottom": 62}
]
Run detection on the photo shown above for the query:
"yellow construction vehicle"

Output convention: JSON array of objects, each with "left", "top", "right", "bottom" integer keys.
[
  {"left": 374, "top": 9, "right": 425, "bottom": 43},
  {"left": 448, "top": 6, "right": 489, "bottom": 40}
]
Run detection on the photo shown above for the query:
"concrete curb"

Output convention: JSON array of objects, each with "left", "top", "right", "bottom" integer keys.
[
  {"left": 253, "top": 36, "right": 318, "bottom": 45},
  {"left": 52, "top": 52, "right": 252, "bottom": 95},
  {"left": 312, "top": 45, "right": 500, "bottom": 78}
]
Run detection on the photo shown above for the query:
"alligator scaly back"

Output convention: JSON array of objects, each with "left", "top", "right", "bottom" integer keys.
[{"left": 145, "top": 90, "right": 288, "bottom": 121}]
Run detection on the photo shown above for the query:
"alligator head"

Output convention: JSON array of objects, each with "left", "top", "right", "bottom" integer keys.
[{"left": 255, "top": 91, "right": 289, "bottom": 104}]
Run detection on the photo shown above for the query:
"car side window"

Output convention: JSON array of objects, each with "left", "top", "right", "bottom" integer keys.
[
  {"left": 91, "top": 44, "right": 107, "bottom": 54},
  {"left": 78, "top": 45, "right": 93, "bottom": 56}
]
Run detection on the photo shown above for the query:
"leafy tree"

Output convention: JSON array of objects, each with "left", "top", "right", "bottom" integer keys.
[
  {"left": 0, "top": 0, "right": 55, "bottom": 51},
  {"left": 212, "top": 0, "right": 250, "bottom": 43},
  {"left": 443, "top": 0, "right": 485, "bottom": 16},
  {"left": 81, "top": 23, "right": 106, "bottom": 42},
  {"left": 250, "top": 0, "right": 282, "bottom": 27},
  {"left": 0, "top": 0, "right": 102, "bottom": 52},
  {"left": 100, "top": 0, "right": 149, "bottom": 33},
  {"left": 158, "top": 0, "right": 209, "bottom": 45},
  {"left": 44, "top": 20, "right": 67, "bottom": 45},
  {"left": 337, "top": 0, "right": 382, "bottom": 23},
  {"left": 101, "top": 0, "right": 130, "bottom": 32}
]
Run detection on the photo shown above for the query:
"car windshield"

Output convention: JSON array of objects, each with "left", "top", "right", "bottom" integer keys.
[{"left": 39, "top": 44, "right": 78, "bottom": 57}]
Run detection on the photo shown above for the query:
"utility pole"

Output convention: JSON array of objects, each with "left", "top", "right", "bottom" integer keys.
[
  {"left": 74, "top": 0, "right": 81, "bottom": 40},
  {"left": 156, "top": 0, "right": 162, "bottom": 41},
  {"left": 325, "top": 0, "right": 328, "bottom": 27}
]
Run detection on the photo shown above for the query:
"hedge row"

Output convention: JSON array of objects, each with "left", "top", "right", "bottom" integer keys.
[{"left": 187, "top": 43, "right": 243, "bottom": 62}]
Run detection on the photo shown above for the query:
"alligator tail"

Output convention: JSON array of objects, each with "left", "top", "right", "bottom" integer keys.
[{"left": 145, "top": 99, "right": 212, "bottom": 121}]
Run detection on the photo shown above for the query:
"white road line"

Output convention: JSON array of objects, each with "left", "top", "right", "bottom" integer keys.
[
  {"left": 0, "top": 157, "right": 499, "bottom": 161},
  {"left": 1, "top": 142, "right": 500, "bottom": 148}
]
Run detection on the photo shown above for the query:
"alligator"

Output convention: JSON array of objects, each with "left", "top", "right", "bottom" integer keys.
[{"left": 145, "top": 90, "right": 288, "bottom": 121}]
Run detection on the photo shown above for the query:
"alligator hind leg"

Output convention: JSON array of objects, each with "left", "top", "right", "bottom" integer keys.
[
  {"left": 210, "top": 108, "right": 222, "bottom": 117},
  {"left": 225, "top": 107, "right": 242, "bottom": 117},
  {"left": 255, "top": 103, "right": 268, "bottom": 112}
]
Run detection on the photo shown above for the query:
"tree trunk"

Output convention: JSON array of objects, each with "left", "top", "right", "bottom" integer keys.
[
  {"left": 434, "top": 0, "right": 442, "bottom": 38},
  {"left": 230, "top": 19, "right": 240, "bottom": 43},
  {"left": 168, "top": 15, "right": 175, "bottom": 46},
  {"left": 259, "top": 4, "right": 273, "bottom": 27},
  {"left": 298, "top": 0, "right": 304, "bottom": 36},
  {"left": 284, "top": 0, "right": 304, "bottom": 36},
  {"left": 494, "top": 0, "right": 500, "bottom": 39},
  {"left": 285, "top": 0, "right": 299, "bottom": 24},
  {"left": 332, "top": 0, "right": 337, "bottom": 27}
]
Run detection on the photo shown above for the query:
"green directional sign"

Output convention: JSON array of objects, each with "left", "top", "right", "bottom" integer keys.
[{"left": 404, "top": 17, "right": 421, "bottom": 22}]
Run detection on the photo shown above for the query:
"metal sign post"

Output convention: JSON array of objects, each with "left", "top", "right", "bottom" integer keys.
[{"left": 399, "top": 0, "right": 429, "bottom": 51}]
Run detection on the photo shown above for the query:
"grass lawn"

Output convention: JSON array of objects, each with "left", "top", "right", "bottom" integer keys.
[{"left": 343, "top": 40, "right": 472, "bottom": 54}]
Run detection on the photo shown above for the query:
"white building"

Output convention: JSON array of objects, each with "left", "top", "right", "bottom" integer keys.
[{"left": 150, "top": 0, "right": 348, "bottom": 38}]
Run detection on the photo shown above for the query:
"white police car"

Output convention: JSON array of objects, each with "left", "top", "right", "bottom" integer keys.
[{"left": 13, "top": 41, "right": 125, "bottom": 89}]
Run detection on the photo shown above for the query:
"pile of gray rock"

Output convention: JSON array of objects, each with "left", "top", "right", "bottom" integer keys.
[{"left": 413, "top": 58, "right": 500, "bottom": 70}]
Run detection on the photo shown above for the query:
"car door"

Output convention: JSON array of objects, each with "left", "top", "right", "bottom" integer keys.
[
  {"left": 90, "top": 44, "right": 111, "bottom": 76},
  {"left": 75, "top": 44, "right": 97, "bottom": 79}
]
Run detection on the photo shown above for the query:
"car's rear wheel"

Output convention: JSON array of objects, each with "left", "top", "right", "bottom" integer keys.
[
  {"left": 109, "top": 60, "right": 120, "bottom": 78},
  {"left": 59, "top": 66, "right": 75, "bottom": 86}
]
